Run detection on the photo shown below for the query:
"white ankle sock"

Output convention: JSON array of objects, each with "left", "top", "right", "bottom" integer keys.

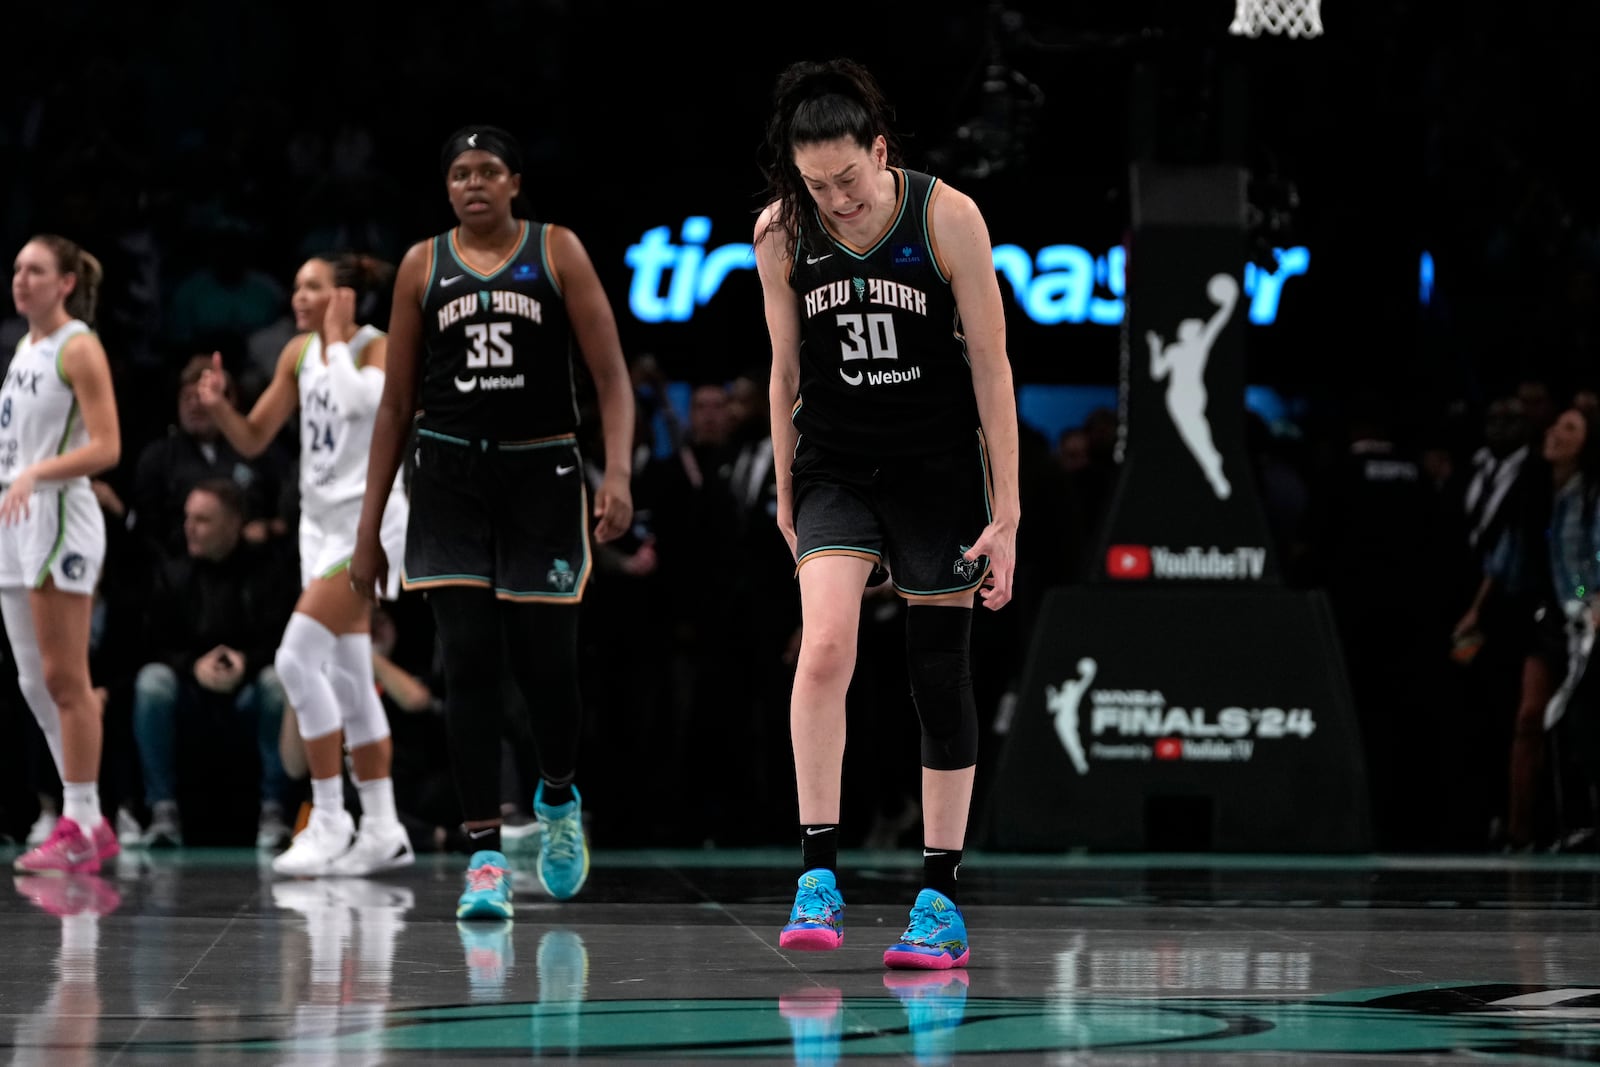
[
  {"left": 356, "top": 777, "right": 398, "bottom": 826},
  {"left": 62, "top": 781, "right": 101, "bottom": 830},
  {"left": 311, "top": 775, "right": 344, "bottom": 815}
]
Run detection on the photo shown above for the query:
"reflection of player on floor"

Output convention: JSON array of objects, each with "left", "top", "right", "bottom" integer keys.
[
  {"left": 1146, "top": 273, "right": 1238, "bottom": 501},
  {"left": 884, "top": 969, "right": 970, "bottom": 1066},
  {"left": 273, "top": 878, "right": 412, "bottom": 1066},
  {"left": 779, "top": 986, "right": 843, "bottom": 1067},
  {"left": 533, "top": 929, "right": 588, "bottom": 1054},
  {"left": 12, "top": 872, "right": 120, "bottom": 1067}
]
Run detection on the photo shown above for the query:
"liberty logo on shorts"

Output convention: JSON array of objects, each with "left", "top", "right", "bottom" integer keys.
[
  {"left": 60, "top": 553, "right": 87, "bottom": 581},
  {"left": 547, "top": 559, "right": 577, "bottom": 592},
  {"left": 953, "top": 546, "right": 980, "bottom": 582}
]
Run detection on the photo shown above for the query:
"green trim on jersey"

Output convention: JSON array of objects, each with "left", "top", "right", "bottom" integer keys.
[
  {"left": 32, "top": 489, "right": 68, "bottom": 588},
  {"left": 54, "top": 398, "right": 81, "bottom": 456},
  {"left": 292, "top": 334, "right": 315, "bottom": 377},
  {"left": 53, "top": 322, "right": 92, "bottom": 386}
]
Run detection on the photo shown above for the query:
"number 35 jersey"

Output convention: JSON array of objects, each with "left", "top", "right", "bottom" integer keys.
[
  {"left": 0, "top": 319, "right": 92, "bottom": 486},
  {"left": 788, "top": 168, "right": 981, "bottom": 460},
  {"left": 417, "top": 220, "right": 579, "bottom": 444}
]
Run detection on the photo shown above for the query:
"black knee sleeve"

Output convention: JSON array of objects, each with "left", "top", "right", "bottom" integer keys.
[
  {"left": 905, "top": 606, "right": 979, "bottom": 771},
  {"left": 428, "top": 587, "right": 510, "bottom": 822},
  {"left": 501, "top": 602, "right": 583, "bottom": 784}
]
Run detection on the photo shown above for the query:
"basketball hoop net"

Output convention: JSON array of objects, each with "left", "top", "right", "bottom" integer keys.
[{"left": 1229, "top": 0, "right": 1323, "bottom": 38}]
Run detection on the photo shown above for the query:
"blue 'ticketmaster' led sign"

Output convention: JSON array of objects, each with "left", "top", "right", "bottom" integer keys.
[{"left": 624, "top": 217, "right": 1311, "bottom": 327}]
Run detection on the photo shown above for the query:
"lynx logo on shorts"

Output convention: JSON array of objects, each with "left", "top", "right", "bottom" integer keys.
[
  {"left": 547, "top": 558, "right": 576, "bottom": 592},
  {"left": 60, "top": 553, "right": 86, "bottom": 581},
  {"left": 953, "top": 545, "right": 981, "bottom": 582}
]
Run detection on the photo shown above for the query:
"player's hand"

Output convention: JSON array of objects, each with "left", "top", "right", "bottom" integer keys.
[
  {"left": 775, "top": 493, "right": 797, "bottom": 561},
  {"left": 324, "top": 287, "right": 358, "bottom": 345},
  {"left": 965, "top": 516, "right": 1018, "bottom": 611},
  {"left": 592, "top": 470, "right": 634, "bottom": 543},
  {"left": 0, "top": 468, "right": 36, "bottom": 525},
  {"left": 196, "top": 352, "right": 229, "bottom": 410},
  {"left": 349, "top": 530, "right": 386, "bottom": 602}
]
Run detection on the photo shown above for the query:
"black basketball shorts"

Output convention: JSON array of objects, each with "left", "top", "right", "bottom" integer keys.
[
  {"left": 403, "top": 429, "right": 590, "bottom": 603},
  {"left": 791, "top": 429, "right": 994, "bottom": 599}
]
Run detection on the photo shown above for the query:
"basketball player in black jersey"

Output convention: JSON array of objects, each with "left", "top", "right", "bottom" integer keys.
[
  {"left": 349, "top": 125, "right": 635, "bottom": 920},
  {"left": 755, "top": 59, "right": 1020, "bottom": 970}
]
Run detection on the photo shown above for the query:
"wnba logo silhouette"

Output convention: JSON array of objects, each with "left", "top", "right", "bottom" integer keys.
[
  {"left": 1145, "top": 273, "right": 1239, "bottom": 500},
  {"left": 1045, "top": 658, "right": 1095, "bottom": 775}
]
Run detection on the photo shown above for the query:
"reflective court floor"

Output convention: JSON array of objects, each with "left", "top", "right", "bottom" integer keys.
[{"left": 5, "top": 848, "right": 1600, "bottom": 1064}]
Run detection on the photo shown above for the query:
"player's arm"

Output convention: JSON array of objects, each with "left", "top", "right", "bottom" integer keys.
[
  {"left": 323, "top": 287, "right": 389, "bottom": 419},
  {"left": 933, "top": 183, "right": 1019, "bottom": 608},
  {"left": 358, "top": 240, "right": 428, "bottom": 541},
  {"left": 45, "top": 332, "right": 121, "bottom": 480},
  {"left": 754, "top": 204, "right": 801, "bottom": 558},
  {"left": 549, "top": 223, "right": 634, "bottom": 542},
  {"left": 202, "top": 341, "right": 301, "bottom": 458}
]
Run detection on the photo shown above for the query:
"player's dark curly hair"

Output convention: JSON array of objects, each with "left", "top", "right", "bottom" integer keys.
[{"left": 757, "top": 57, "right": 901, "bottom": 260}]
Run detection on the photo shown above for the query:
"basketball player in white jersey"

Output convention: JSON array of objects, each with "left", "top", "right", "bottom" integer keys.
[
  {"left": 198, "top": 253, "right": 412, "bottom": 876},
  {"left": 4, "top": 235, "right": 122, "bottom": 875}
]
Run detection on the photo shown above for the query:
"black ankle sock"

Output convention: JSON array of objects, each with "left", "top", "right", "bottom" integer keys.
[
  {"left": 801, "top": 824, "right": 839, "bottom": 874},
  {"left": 465, "top": 824, "right": 502, "bottom": 854},
  {"left": 923, "top": 846, "right": 963, "bottom": 902},
  {"left": 540, "top": 780, "right": 575, "bottom": 807}
]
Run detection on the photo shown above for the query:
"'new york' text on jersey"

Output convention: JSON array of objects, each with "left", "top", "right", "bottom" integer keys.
[
  {"left": 788, "top": 168, "right": 980, "bottom": 459},
  {"left": 418, "top": 221, "right": 578, "bottom": 442}
]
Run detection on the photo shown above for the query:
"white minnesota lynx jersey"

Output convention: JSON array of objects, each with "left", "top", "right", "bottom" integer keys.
[
  {"left": 295, "top": 325, "right": 397, "bottom": 514},
  {"left": 0, "top": 320, "right": 92, "bottom": 486}
]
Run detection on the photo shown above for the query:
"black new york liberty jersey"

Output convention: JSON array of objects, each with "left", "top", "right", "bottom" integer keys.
[
  {"left": 417, "top": 221, "right": 578, "bottom": 442},
  {"left": 788, "top": 168, "right": 980, "bottom": 459}
]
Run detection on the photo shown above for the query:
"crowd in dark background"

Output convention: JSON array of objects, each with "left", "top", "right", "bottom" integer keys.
[{"left": 3, "top": 0, "right": 1600, "bottom": 853}]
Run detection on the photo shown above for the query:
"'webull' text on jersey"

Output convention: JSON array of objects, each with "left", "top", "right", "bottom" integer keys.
[
  {"left": 788, "top": 168, "right": 980, "bottom": 459},
  {"left": 419, "top": 221, "right": 578, "bottom": 442}
]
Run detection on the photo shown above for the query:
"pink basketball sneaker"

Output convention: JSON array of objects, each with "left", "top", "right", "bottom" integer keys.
[{"left": 14, "top": 817, "right": 104, "bottom": 875}]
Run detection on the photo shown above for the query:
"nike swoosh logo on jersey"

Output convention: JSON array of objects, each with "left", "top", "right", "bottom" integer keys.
[
  {"left": 555, "top": 464, "right": 576, "bottom": 475},
  {"left": 806, "top": 254, "right": 833, "bottom": 264},
  {"left": 441, "top": 274, "right": 464, "bottom": 286},
  {"left": 454, "top": 376, "right": 478, "bottom": 393}
]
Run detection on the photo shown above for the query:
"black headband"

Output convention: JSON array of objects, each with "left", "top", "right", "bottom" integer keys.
[{"left": 440, "top": 126, "right": 523, "bottom": 178}]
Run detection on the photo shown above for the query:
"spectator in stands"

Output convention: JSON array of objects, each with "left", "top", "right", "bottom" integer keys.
[
  {"left": 129, "top": 355, "right": 289, "bottom": 563},
  {"left": 128, "top": 478, "right": 298, "bottom": 847}
]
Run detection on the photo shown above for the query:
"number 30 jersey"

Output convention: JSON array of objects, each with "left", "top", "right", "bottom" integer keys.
[
  {"left": 417, "top": 220, "right": 579, "bottom": 443},
  {"left": 787, "top": 168, "right": 980, "bottom": 460}
]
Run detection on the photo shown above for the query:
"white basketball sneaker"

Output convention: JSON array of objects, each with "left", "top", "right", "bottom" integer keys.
[
  {"left": 327, "top": 819, "right": 416, "bottom": 877},
  {"left": 272, "top": 808, "right": 356, "bottom": 877}
]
